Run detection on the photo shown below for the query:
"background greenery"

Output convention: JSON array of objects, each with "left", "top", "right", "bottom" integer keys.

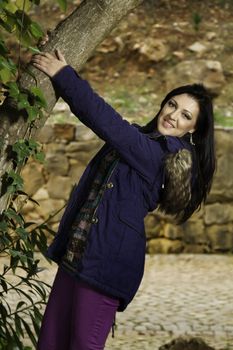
[{"left": 0, "top": 0, "right": 66, "bottom": 348}]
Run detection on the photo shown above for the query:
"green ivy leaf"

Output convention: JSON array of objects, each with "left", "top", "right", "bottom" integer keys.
[
  {"left": 5, "top": 208, "right": 24, "bottom": 225},
  {"left": 34, "top": 151, "right": 45, "bottom": 163},
  {"left": 9, "top": 249, "right": 21, "bottom": 258},
  {"left": 14, "top": 9, "right": 31, "bottom": 28},
  {"left": 28, "top": 139, "right": 38, "bottom": 150},
  {"left": 0, "top": 276, "right": 8, "bottom": 293},
  {"left": 56, "top": 0, "right": 67, "bottom": 12},
  {"left": 0, "top": 57, "right": 17, "bottom": 83},
  {"left": 7, "top": 81, "right": 20, "bottom": 98},
  {"left": 8, "top": 322, "right": 23, "bottom": 348},
  {"left": 0, "top": 233, "right": 11, "bottom": 247},
  {"left": 16, "top": 0, "right": 32, "bottom": 12},
  {"left": 27, "top": 45, "right": 41, "bottom": 54},
  {"left": 17, "top": 93, "right": 30, "bottom": 110},
  {"left": 30, "top": 312, "right": 40, "bottom": 335},
  {"left": 19, "top": 253, "right": 28, "bottom": 264},
  {"left": 14, "top": 314, "right": 24, "bottom": 337},
  {"left": 26, "top": 105, "right": 38, "bottom": 121},
  {"left": 5, "top": 3, "right": 18, "bottom": 13},
  {"left": 16, "top": 227, "right": 28, "bottom": 241},
  {"left": 0, "top": 17, "right": 14, "bottom": 33},
  {"left": 0, "top": 57, "right": 12, "bottom": 69},
  {"left": 0, "top": 68, "right": 11, "bottom": 83},
  {"left": 30, "top": 86, "right": 47, "bottom": 107},
  {"left": 0, "top": 40, "right": 8, "bottom": 55},
  {"left": 0, "top": 0, "right": 10, "bottom": 10},
  {"left": 16, "top": 301, "right": 27, "bottom": 311},
  {"left": 12, "top": 140, "right": 30, "bottom": 163},
  {"left": 0, "top": 220, "right": 8, "bottom": 233},
  {"left": 20, "top": 30, "right": 34, "bottom": 46},
  {"left": 22, "top": 318, "right": 37, "bottom": 347},
  {"left": 0, "top": 302, "right": 8, "bottom": 322},
  {"left": 29, "top": 22, "right": 44, "bottom": 39},
  {"left": 6, "top": 170, "right": 24, "bottom": 194},
  {"left": 33, "top": 305, "right": 43, "bottom": 322}
]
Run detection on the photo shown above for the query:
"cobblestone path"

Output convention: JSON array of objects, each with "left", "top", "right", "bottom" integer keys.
[
  {"left": 105, "top": 254, "right": 233, "bottom": 350},
  {"left": 3, "top": 254, "right": 233, "bottom": 349}
]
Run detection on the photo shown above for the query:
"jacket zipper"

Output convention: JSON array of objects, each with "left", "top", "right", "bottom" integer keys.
[{"left": 91, "top": 157, "right": 119, "bottom": 222}]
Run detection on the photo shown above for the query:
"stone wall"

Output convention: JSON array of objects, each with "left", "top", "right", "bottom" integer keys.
[{"left": 21, "top": 124, "right": 233, "bottom": 254}]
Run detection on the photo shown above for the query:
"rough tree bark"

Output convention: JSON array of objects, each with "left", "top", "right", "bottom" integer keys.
[{"left": 0, "top": 0, "right": 144, "bottom": 213}]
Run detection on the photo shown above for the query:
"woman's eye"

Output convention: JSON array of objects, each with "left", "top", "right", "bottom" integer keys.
[
  {"left": 183, "top": 114, "right": 191, "bottom": 120},
  {"left": 168, "top": 100, "right": 175, "bottom": 107}
]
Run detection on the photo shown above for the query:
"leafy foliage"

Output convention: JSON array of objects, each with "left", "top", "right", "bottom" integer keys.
[
  {"left": 0, "top": 0, "right": 67, "bottom": 348},
  {"left": 0, "top": 207, "right": 54, "bottom": 349}
]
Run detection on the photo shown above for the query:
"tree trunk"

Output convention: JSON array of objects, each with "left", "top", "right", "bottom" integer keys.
[{"left": 0, "top": 0, "right": 143, "bottom": 213}]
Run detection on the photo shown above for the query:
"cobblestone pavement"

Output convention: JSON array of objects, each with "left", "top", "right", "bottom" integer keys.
[
  {"left": 106, "top": 254, "right": 233, "bottom": 350},
  {"left": 3, "top": 254, "right": 233, "bottom": 349}
]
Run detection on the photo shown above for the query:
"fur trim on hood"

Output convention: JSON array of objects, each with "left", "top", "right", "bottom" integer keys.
[{"left": 159, "top": 148, "right": 193, "bottom": 223}]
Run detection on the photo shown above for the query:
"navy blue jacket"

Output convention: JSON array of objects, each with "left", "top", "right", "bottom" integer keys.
[{"left": 46, "top": 66, "right": 191, "bottom": 311}]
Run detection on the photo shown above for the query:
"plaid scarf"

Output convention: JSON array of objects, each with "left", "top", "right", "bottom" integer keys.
[{"left": 61, "top": 149, "right": 119, "bottom": 273}]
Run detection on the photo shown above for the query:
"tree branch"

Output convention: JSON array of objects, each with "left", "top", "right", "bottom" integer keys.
[{"left": 0, "top": 0, "right": 144, "bottom": 212}]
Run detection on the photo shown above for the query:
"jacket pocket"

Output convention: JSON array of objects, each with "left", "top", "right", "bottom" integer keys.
[
  {"left": 117, "top": 199, "right": 145, "bottom": 237},
  {"left": 115, "top": 199, "right": 146, "bottom": 273}
]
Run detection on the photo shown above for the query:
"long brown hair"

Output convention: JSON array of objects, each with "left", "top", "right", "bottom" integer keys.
[{"left": 141, "top": 83, "right": 216, "bottom": 223}]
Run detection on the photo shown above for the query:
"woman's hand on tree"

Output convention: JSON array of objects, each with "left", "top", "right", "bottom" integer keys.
[
  {"left": 32, "top": 49, "right": 67, "bottom": 78},
  {"left": 38, "top": 32, "right": 49, "bottom": 47}
]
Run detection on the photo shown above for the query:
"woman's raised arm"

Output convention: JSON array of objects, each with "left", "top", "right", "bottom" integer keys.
[{"left": 32, "top": 51, "right": 169, "bottom": 185}]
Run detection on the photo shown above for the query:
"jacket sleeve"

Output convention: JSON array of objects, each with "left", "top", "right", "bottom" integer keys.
[{"left": 51, "top": 65, "right": 165, "bottom": 184}]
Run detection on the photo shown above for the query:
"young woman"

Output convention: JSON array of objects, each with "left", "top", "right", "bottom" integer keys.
[{"left": 32, "top": 50, "right": 215, "bottom": 350}]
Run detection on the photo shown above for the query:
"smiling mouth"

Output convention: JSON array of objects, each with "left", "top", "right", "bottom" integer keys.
[{"left": 163, "top": 118, "right": 175, "bottom": 128}]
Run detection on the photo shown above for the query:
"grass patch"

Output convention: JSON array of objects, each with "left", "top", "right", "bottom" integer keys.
[
  {"left": 48, "top": 112, "right": 79, "bottom": 124},
  {"left": 214, "top": 110, "right": 233, "bottom": 128},
  {"left": 105, "top": 89, "right": 141, "bottom": 115}
]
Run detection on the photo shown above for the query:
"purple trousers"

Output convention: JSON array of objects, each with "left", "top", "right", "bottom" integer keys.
[{"left": 37, "top": 266, "right": 120, "bottom": 350}]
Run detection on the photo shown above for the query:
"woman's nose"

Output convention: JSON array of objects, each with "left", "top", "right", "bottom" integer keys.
[{"left": 169, "top": 110, "right": 179, "bottom": 120}]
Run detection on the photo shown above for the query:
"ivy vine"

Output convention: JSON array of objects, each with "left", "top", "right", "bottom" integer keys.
[{"left": 0, "top": 0, "right": 67, "bottom": 348}]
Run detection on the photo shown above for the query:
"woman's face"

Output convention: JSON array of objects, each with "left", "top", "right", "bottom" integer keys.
[{"left": 157, "top": 93, "right": 199, "bottom": 137}]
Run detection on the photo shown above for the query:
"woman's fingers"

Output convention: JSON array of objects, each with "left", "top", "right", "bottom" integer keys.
[
  {"left": 32, "top": 55, "right": 50, "bottom": 67},
  {"left": 32, "top": 56, "right": 50, "bottom": 74},
  {"left": 32, "top": 51, "right": 67, "bottom": 77},
  {"left": 35, "top": 50, "right": 66, "bottom": 63},
  {"left": 39, "top": 36, "right": 48, "bottom": 46},
  {"left": 39, "top": 51, "right": 55, "bottom": 60},
  {"left": 32, "top": 62, "right": 48, "bottom": 74},
  {"left": 38, "top": 31, "right": 50, "bottom": 46},
  {"left": 55, "top": 49, "right": 67, "bottom": 64},
  {"left": 32, "top": 52, "right": 56, "bottom": 65},
  {"left": 32, "top": 54, "right": 52, "bottom": 73}
]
